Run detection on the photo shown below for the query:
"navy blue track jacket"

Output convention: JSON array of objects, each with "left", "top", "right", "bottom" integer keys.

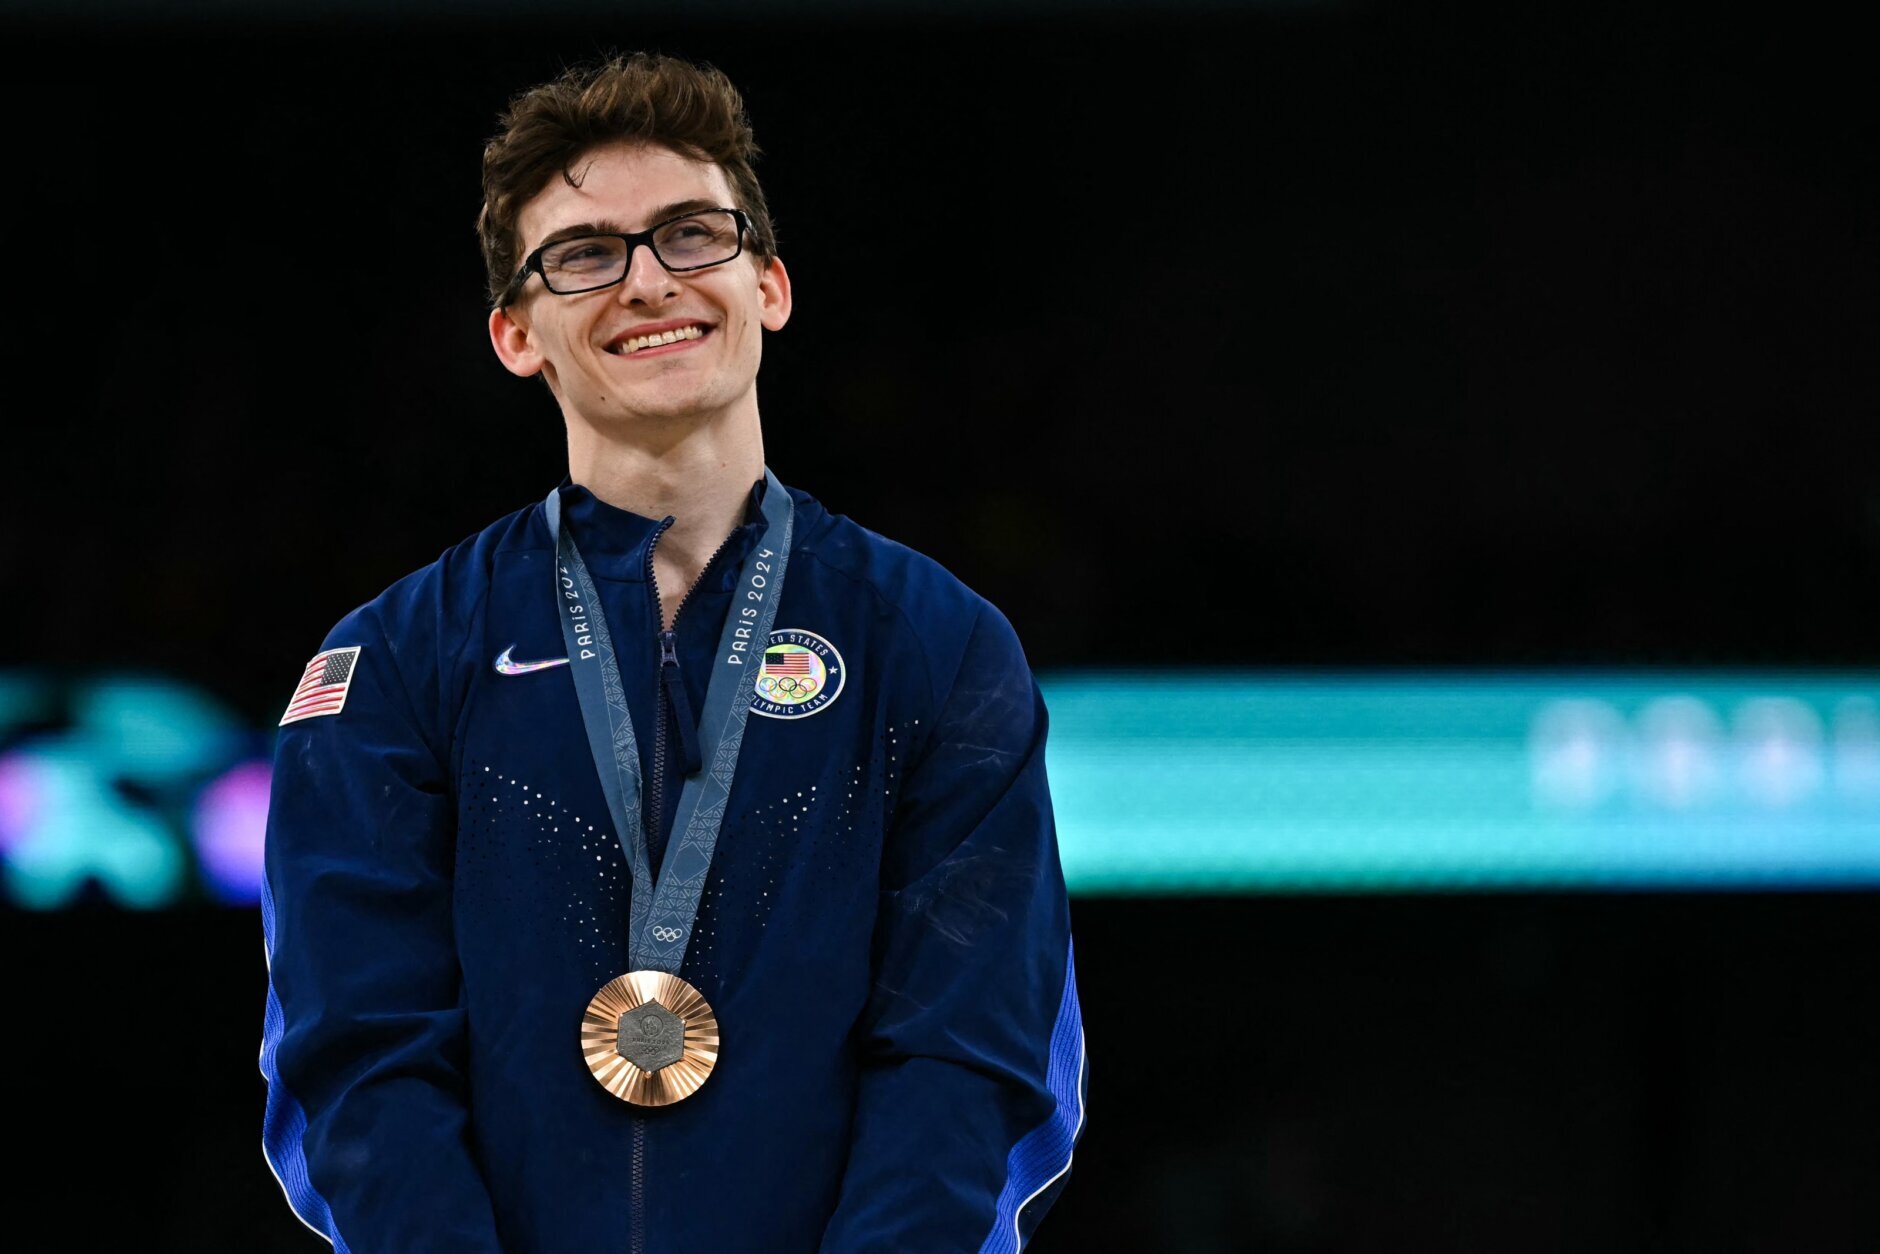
[{"left": 260, "top": 475, "right": 1086, "bottom": 1252}]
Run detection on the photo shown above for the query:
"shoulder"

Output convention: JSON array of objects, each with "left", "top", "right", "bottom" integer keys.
[{"left": 785, "top": 484, "right": 1032, "bottom": 710}]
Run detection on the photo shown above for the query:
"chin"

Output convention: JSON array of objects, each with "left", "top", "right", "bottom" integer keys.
[{"left": 595, "top": 393, "right": 729, "bottom": 430}]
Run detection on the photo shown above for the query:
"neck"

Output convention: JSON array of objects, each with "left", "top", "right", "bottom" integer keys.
[{"left": 565, "top": 406, "right": 764, "bottom": 627}]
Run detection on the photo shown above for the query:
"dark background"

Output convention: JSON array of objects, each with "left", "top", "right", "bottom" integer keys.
[{"left": 6, "top": 2, "right": 1877, "bottom": 1249}]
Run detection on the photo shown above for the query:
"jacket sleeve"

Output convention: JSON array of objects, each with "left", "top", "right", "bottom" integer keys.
[
  {"left": 259, "top": 602, "right": 506, "bottom": 1252},
  {"left": 820, "top": 603, "right": 1087, "bottom": 1254}
]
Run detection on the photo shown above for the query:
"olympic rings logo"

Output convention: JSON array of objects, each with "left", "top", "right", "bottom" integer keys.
[
  {"left": 650, "top": 926, "right": 684, "bottom": 943},
  {"left": 755, "top": 673, "right": 821, "bottom": 700}
]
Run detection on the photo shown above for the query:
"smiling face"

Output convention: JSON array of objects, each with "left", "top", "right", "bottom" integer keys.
[{"left": 488, "top": 141, "right": 791, "bottom": 443}]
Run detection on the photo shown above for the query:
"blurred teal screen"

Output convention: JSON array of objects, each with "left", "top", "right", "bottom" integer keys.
[{"left": 5, "top": 669, "right": 1879, "bottom": 907}]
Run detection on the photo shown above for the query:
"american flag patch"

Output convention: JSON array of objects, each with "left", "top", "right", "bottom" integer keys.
[
  {"left": 280, "top": 646, "right": 363, "bottom": 726},
  {"left": 763, "top": 649, "right": 813, "bottom": 675}
]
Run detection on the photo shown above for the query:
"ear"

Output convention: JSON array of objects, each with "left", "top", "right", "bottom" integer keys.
[
  {"left": 489, "top": 303, "right": 545, "bottom": 378},
  {"left": 756, "top": 255, "right": 793, "bottom": 332}
]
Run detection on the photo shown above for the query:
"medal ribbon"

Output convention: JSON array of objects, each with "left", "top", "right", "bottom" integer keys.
[{"left": 544, "top": 468, "right": 794, "bottom": 974}]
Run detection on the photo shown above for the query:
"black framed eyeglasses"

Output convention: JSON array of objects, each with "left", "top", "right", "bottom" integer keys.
[{"left": 507, "top": 207, "right": 751, "bottom": 302}]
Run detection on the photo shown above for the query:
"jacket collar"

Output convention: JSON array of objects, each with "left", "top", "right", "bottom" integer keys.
[{"left": 550, "top": 473, "right": 769, "bottom": 584}]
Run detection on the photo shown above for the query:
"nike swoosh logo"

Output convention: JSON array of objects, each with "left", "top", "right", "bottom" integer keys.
[{"left": 494, "top": 645, "right": 570, "bottom": 675}]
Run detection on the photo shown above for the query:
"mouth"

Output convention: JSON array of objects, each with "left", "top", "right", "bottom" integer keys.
[{"left": 605, "top": 322, "right": 715, "bottom": 358}]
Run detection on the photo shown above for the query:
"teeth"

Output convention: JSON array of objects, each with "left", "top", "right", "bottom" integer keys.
[{"left": 615, "top": 324, "right": 706, "bottom": 355}]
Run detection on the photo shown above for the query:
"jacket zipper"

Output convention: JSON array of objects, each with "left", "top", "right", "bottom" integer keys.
[
  {"left": 631, "top": 1118, "right": 647, "bottom": 1254},
  {"left": 632, "top": 517, "right": 673, "bottom": 1254},
  {"left": 632, "top": 516, "right": 739, "bottom": 1254},
  {"left": 644, "top": 517, "right": 740, "bottom": 870}
]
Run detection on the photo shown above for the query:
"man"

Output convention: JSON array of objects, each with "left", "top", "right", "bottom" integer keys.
[{"left": 260, "top": 51, "right": 1085, "bottom": 1253}]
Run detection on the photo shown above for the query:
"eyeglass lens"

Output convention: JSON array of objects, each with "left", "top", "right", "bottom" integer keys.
[{"left": 539, "top": 210, "right": 742, "bottom": 292}]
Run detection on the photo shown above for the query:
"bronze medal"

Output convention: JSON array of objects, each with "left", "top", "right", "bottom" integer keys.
[{"left": 581, "top": 970, "right": 720, "bottom": 1107}]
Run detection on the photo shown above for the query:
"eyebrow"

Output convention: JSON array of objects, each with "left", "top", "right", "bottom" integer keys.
[{"left": 529, "top": 199, "right": 726, "bottom": 254}]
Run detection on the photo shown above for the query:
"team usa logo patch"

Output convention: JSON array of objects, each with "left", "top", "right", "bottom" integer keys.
[
  {"left": 280, "top": 646, "right": 363, "bottom": 726},
  {"left": 750, "top": 629, "right": 844, "bottom": 720}
]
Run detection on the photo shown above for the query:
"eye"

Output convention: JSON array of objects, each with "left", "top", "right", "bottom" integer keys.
[
  {"left": 556, "top": 243, "right": 611, "bottom": 263},
  {"left": 543, "top": 236, "right": 626, "bottom": 272},
  {"left": 658, "top": 217, "right": 731, "bottom": 247}
]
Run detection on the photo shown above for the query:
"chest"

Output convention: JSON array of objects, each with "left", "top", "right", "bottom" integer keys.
[{"left": 449, "top": 549, "right": 920, "bottom": 992}]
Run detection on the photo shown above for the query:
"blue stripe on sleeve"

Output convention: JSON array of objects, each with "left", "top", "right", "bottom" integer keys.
[
  {"left": 258, "top": 872, "right": 350, "bottom": 1253},
  {"left": 978, "top": 939, "right": 1087, "bottom": 1254}
]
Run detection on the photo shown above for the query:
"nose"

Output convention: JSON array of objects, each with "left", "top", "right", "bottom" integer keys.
[{"left": 616, "top": 239, "right": 679, "bottom": 306}]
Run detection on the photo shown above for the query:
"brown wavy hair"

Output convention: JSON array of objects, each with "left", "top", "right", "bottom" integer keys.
[{"left": 478, "top": 52, "right": 778, "bottom": 309}]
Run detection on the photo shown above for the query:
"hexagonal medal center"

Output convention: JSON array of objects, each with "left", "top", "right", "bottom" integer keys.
[{"left": 616, "top": 1001, "right": 685, "bottom": 1073}]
